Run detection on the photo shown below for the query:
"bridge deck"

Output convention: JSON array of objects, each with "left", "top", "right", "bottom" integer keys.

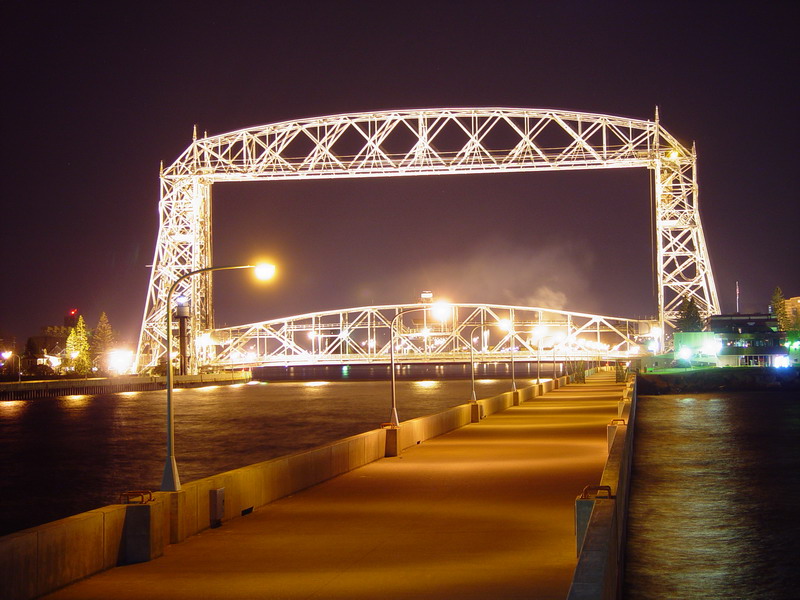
[{"left": 44, "top": 373, "right": 623, "bottom": 600}]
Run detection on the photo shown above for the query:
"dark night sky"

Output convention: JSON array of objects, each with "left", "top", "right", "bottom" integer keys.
[{"left": 1, "top": 1, "right": 798, "bottom": 349}]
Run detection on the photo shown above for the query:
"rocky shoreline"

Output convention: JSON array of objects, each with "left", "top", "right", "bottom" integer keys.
[{"left": 637, "top": 367, "right": 800, "bottom": 395}]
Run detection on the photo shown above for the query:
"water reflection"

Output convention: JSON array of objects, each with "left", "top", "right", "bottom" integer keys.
[
  {"left": 625, "top": 392, "right": 800, "bottom": 599},
  {"left": 413, "top": 380, "right": 439, "bottom": 388},
  {"left": 0, "top": 378, "right": 515, "bottom": 536}
]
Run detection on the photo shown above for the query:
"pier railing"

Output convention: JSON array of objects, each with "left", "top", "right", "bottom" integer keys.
[{"left": 568, "top": 374, "right": 637, "bottom": 599}]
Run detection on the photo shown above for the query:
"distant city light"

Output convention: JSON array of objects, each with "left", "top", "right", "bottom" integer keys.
[
  {"left": 701, "top": 341, "right": 723, "bottom": 356},
  {"left": 774, "top": 356, "right": 790, "bottom": 368},
  {"left": 108, "top": 349, "right": 135, "bottom": 375},
  {"left": 430, "top": 301, "right": 451, "bottom": 321}
]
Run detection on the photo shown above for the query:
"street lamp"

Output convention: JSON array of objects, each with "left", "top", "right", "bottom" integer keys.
[
  {"left": 531, "top": 325, "right": 547, "bottom": 385},
  {"left": 1, "top": 351, "right": 22, "bottom": 382},
  {"left": 162, "top": 262, "right": 276, "bottom": 492},
  {"left": 468, "top": 324, "right": 487, "bottom": 402},
  {"left": 498, "top": 319, "right": 516, "bottom": 392},
  {"left": 551, "top": 332, "right": 565, "bottom": 379},
  {"left": 388, "top": 302, "right": 450, "bottom": 427}
]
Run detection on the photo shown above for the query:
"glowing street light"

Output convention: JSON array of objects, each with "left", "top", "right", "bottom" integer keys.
[
  {"left": 1, "top": 351, "right": 22, "bottom": 382},
  {"left": 162, "top": 262, "right": 276, "bottom": 492}
]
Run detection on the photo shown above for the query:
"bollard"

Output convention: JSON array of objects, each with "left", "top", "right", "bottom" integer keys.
[
  {"left": 470, "top": 402, "right": 482, "bottom": 423},
  {"left": 574, "top": 485, "right": 614, "bottom": 555},
  {"left": 607, "top": 418, "right": 626, "bottom": 452},
  {"left": 383, "top": 424, "right": 400, "bottom": 457},
  {"left": 210, "top": 488, "right": 225, "bottom": 529},
  {"left": 119, "top": 494, "right": 164, "bottom": 565}
]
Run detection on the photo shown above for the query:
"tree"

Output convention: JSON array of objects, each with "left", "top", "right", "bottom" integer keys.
[
  {"left": 771, "top": 287, "right": 791, "bottom": 331},
  {"left": 64, "top": 315, "right": 91, "bottom": 376},
  {"left": 675, "top": 296, "right": 704, "bottom": 332},
  {"left": 91, "top": 312, "right": 116, "bottom": 368}
]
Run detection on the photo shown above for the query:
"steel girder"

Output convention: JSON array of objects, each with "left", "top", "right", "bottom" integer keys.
[
  {"left": 205, "top": 303, "right": 655, "bottom": 369},
  {"left": 136, "top": 107, "right": 719, "bottom": 372}
]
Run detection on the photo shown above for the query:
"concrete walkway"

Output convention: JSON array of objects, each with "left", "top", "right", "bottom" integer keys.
[{"left": 43, "top": 373, "right": 623, "bottom": 600}]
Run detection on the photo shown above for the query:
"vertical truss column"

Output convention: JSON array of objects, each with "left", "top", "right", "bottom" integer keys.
[
  {"left": 135, "top": 171, "right": 213, "bottom": 372},
  {"left": 653, "top": 139, "right": 720, "bottom": 332}
]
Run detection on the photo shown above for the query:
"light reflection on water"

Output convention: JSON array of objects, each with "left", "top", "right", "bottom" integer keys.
[
  {"left": 0, "top": 378, "right": 515, "bottom": 536},
  {"left": 624, "top": 392, "right": 800, "bottom": 599}
]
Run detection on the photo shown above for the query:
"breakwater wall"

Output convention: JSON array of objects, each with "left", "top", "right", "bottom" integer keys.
[
  {"left": 638, "top": 366, "right": 799, "bottom": 395},
  {"left": 1, "top": 370, "right": 598, "bottom": 600},
  {"left": 568, "top": 374, "right": 637, "bottom": 600},
  {"left": 0, "top": 372, "right": 251, "bottom": 400}
]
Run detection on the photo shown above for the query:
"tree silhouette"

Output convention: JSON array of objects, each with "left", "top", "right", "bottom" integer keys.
[{"left": 675, "top": 296, "right": 703, "bottom": 332}]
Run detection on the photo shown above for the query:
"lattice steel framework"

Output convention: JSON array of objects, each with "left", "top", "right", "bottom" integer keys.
[
  {"left": 204, "top": 303, "right": 654, "bottom": 368},
  {"left": 136, "top": 107, "right": 719, "bottom": 371}
]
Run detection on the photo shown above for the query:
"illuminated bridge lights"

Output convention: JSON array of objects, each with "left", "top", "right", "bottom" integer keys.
[
  {"left": 199, "top": 303, "right": 653, "bottom": 369},
  {"left": 136, "top": 107, "right": 719, "bottom": 373}
]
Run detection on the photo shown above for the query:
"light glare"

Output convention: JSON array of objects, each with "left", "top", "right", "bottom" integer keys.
[{"left": 254, "top": 263, "right": 276, "bottom": 281}]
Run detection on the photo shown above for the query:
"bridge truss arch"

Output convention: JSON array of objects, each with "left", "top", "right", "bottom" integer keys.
[
  {"left": 136, "top": 107, "right": 719, "bottom": 371},
  {"left": 204, "top": 303, "right": 655, "bottom": 369}
]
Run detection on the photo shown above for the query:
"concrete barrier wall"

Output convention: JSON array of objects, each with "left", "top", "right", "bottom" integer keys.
[
  {"left": 568, "top": 373, "right": 636, "bottom": 600},
  {"left": 0, "top": 372, "right": 251, "bottom": 400},
  {"left": 0, "top": 500, "right": 169, "bottom": 600},
  {"left": 1, "top": 374, "right": 575, "bottom": 599},
  {"left": 169, "top": 426, "right": 388, "bottom": 542}
]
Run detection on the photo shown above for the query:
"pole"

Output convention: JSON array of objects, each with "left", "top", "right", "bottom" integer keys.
[
  {"left": 537, "top": 342, "right": 541, "bottom": 384},
  {"left": 389, "top": 304, "right": 448, "bottom": 426},
  {"left": 389, "top": 312, "right": 400, "bottom": 427},
  {"left": 162, "top": 264, "right": 258, "bottom": 492},
  {"left": 510, "top": 332, "right": 516, "bottom": 391},
  {"left": 469, "top": 325, "right": 483, "bottom": 402}
]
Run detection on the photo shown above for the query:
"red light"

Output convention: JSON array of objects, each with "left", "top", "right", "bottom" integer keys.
[{"left": 69, "top": 309, "right": 78, "bottom": 315}]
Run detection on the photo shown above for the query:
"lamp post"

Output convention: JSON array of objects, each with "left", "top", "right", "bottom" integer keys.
[
  {"left": 161, "top": 262, "right": 276, "bottom": 492},
  {"left": 531, "top": 325, "right": 546, "bottom": 385},
  {"left": 498, "top": 319, "right": 516, "bottom": 392},
  {"left": 389, "top": 302, "right": 449, "bottom": 427},
  {"left": 468, "top": 324, "right": 486, "bottom": 402}
]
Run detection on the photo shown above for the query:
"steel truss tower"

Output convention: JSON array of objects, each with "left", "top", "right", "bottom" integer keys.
[{"left": 136, "top": 108, "right": 719, "bottom": 372}]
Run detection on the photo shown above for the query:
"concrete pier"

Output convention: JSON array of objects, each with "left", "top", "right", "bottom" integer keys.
[
  {"left": 0, "top": 372, "right": 251, "bottom": 400},
  {"left": 35, "top": 372, "right": 623, "bottom": 600}
]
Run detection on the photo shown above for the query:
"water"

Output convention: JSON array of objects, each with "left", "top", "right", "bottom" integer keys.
[
  {"left": 0, "top": 378, "right": 521, "bottom": 536},
  {"left": 625, "top": 392, "right": 800, "bottom": 599}
]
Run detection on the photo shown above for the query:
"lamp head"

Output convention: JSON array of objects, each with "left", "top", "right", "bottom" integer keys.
[
  {"left": 254, "top": 263, "right": 276, "bottom": 281},
  {"left": 430, "top": 301, "right": 451, "bottom": 321}
]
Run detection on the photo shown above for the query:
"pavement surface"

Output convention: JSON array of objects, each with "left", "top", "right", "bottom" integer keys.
[{"left": 43, "top": 372, "right": 623, "bottom": 600}]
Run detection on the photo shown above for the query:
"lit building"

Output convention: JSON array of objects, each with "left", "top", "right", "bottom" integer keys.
[
  {"left": 785, "top": 296, "right": 800, "bottom": 326},
  {"left": 671, "top": 313, "right": 792, "bottom": 368}
]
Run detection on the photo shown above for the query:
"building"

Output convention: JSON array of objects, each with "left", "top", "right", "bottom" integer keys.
[
  {"left": 785, "top": 296, "right": 800, "bottom": 328},
  {"left": 670, "top": 313, "right": 795, "bottom": 368}
]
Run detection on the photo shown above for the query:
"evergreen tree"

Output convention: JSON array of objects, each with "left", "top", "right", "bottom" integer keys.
[
  {"left": 675, "top": 296, "right": 704, "bottom": 332},
  {"left": 771, "top": 287, "right": 791, "bottom": 331},
  {"left": 65, "top": 316, "right": 91, "bottom": 376},
  {"left": 91, "top": 312, "right": 115, "bottom": 368}
]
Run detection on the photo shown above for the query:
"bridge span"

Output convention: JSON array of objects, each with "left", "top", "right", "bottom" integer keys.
[
  {"left": 136, "top": 107, "right": 719, "bottom": 373},
  {"left": 198, "top": 302, "right": 658, "bottom": 370}
]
